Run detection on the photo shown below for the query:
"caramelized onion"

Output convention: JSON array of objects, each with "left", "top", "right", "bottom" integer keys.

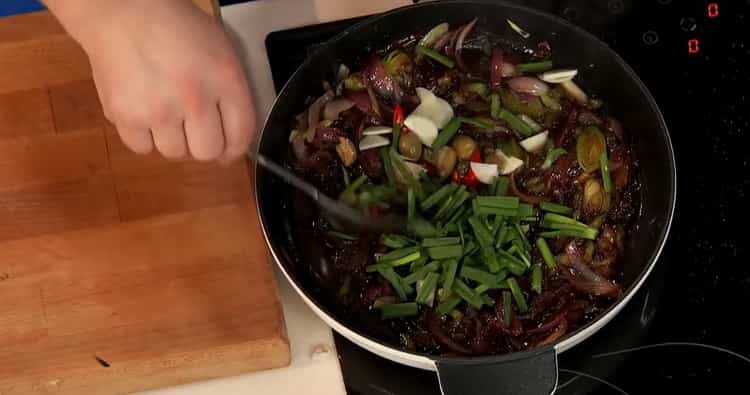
[
  {"left": 323, "top": 98, "right": 354, "bottom": 121},
  {"left": 508, "top": 76, "right": 549, "bottom": 96},
  {"left": 304, "top": 90, "right": 335, "bottom": 142},
  {"left": 510, "top": 172, "right": 546, "bottom": 204},
  {"left": 455, "top": 18, "right": 478, "bottom": 72}
]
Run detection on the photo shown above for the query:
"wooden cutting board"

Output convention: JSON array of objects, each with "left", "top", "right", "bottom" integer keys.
[{"left": 0, "top": 2, "right": 290, "bottom": 394}]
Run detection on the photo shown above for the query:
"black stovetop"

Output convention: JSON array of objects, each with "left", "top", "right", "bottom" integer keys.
[{"left": 265, "top": 1, "right": 750, "bottom": 394}]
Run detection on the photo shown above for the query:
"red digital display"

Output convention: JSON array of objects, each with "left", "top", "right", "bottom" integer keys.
[
  {"left": 708, "top": 3, "right": 719, "bottom": 18},
  {"left": 688, "top": 38, "right": 700, "bottom": 54}
]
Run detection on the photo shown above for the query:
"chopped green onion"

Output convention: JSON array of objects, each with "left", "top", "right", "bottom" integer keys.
[
  {"left": 496, "top": 224, "right": 509, "bottom": 248},
  {"left": 377, "top": 268, "right": 408, "bottom": 301},
  {"left": 389, "top": 150, "right": 422, "bottom": 197},
  {"left": 378, "top": 246, "right": 421, "bottom": 263},
  {"left": 543, "top": 213, "right": 588, "bottom": 227},
  {"left": 496, "top": 249, "right": 528, "bottom": 275},
  {"left": 422, "top": 183, "right": 458, "bottom": 211},
  {"left": 507, "top": 19, "right": 531, "bottom": 39},
  {"left": 416, "top": 272, "right": 440, "bottom": 306},
  {"left": 498, "top": 109, "right": 534, "bottom": 137},
  {"left": 404, "top": 261, "right": 441, "bottom": 285},
  {"left": 453, "top": 279, "right": 484, "bottom": 308},
  {"left": 427, "top": 244, "right": 463, "bottom": 260},
  {"left": 542, "top": 147, "right": 567, "bottom": 169},
  {"left": 519, "top": 114, "right": 543, "bottom": 133},
  {"left": 513, "top": 223, "right": 532, "bottom": 252},
  {"left": 458, "top": 222, "right": 466, "bottom": 246},
  {"left": 379, "top": 302, "right": 419, "bottom": 319},
  {"left": 539, "top": 228, "right": 598, "bottom": 240},
  {"left": 468, "top": 216, "right": 494, "bottom": 249},
  {"left": 407, "top": 216, "right": 440, "bottom": 238},
  {"left": 326, "top": 231, "right": 359, "bottom": 241},
  {"left": 437, "top": 188, "right": 470, "bottom": 221},
  {"left": 518, "top": 203, "right": 534, "bottom": 217},
  {"left": 475, "top": 284, "right": 490, "bottom": 294},
  {"left": 408, "top": 188, "right": 417, "bottom": 221},
  {"left": 490, "top": 93, "right": 501, "bottom": 119},
  {"left": 410, "top": 256, "right": 428, "bottom": 271},
  {"left": 382, "top": 234, "right": 415, "bottom": 249},
  {"left": 416, "top": 23, "right": 450, "bottom": 57},
  {"left": 476, "top": 196, "right": 520, "bottom": 209},
  {"left": 442, "top": 259, "right": 459, "bottom": 290},
  {"left": 463, "top": 240, "right": 479, "bottom": 257},
  {"left": 459, "top": 116, "right": 495, "bottom": 130},
  {"left": 494, "top": 176, "right": 510, "bottom": 196},
  {"left": 342, "top": 165, "right": 351, "bottom": 187},
  {"left": 447, "top": 204, "right": 468, "bottom": 225},
  {"left": 502, "top": 291, "right": 513, "bottom": 327},
  {"left": 600, "top": 150, "right": 612, "bottom": 193},
  {"left": 515, "top": 60, "right": 553, "bottom": 74},
  {"left": 437, "top": 295, "right": 462, "bottom": 315},
  {"left": 481, "top": 294, "right": 495, "bottom": 306},
  {"left": 531, "top": 264, "right": 543, "bottom": 294},
  {"left": 536, "top": 237, "right": 557, "bottom": 269},
  {"left": 416, "top": 45, "right": 456, "bottom": 68},
  {"left": 431, "top": 117, "right": 461, "bottom": 150},
  {"left": 422, "top": 237, "right": 461, "bottom": 247},
  {"left": 460, "top": 266, "right": 500, "bottom": 288},
  {"left": 506, "top": 277, "right": 528, "bottom": 313},
  {"left": 391, "top": 123, "right": 401, "bottom": 151},
  {"left": 539, "top": 202, "right": 574, "bottom": 215},
  {"left": 482, "top": 246, "right": 501, "bottom": 273}
]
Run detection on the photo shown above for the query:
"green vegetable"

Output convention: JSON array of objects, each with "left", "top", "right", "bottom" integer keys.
[
  {"left": 437, "top": 295, "right": 462, "bottom": 315},
  {"left": 431, "top": 117, "right": 461, "bottom": 150},
  {"left": 459, "top": 116, "right": 495, "bottom": 131},
  {"left": 490, "top": 93, "right": 502, "bottom": 119},
  {"left": 408, "top": 216, "right": 440, "bottom": 238},
  {"left": 536, "top": 237, "right": 557, "bottom": 269},
  {"left": 382, "top": 234, "right": 415, "bottom": 249},
  {"left": 438, "top": 188, "right": 471, "bottom": 221},
  {"left": 342, "top": 166, "right": 350, "bottom": 187},
  {"left": 468, "top": 216, "right": 494, "bottom": 249},
  {"left": 404, "top": 261, "right": 441, "bottom": 284},
  {"left": 498, "top": 109, "right": 534, "bottom": 137},
  {"left": 416, "top": 272, "right": 440, "bottom": 306},
  {"left": 576, "top": 126, "right": 607, "bottom": 173},
  {"left": 515, "top": 60, "right": 553, "bottom": 74},
  {"left": 539, "top": 228, "right": 598, "bottom": 240},
  {"left": 417, "top": 23, "right": 450, "bottom": 57},
  {"left": 442, "top": 259, "right": 459, "bottom": 290},
  {"left": 476, "top": 196, "right": 520, "bottom": 209},
  {"left": 384, "top": 50, "right": 413, "bottom": 77},
  {"left": 379, "top": 246, "right": 421, "bottom": 263},
  {"left": 326, "top": 231, "right": 358, "bottom": 241},
  {"left": 422, "top": 237, "right": 461, "bottom": 247},
  {"left": 481, "top": 246, "right": 501, "bottom": 273},
  {"left": 496, "top": 249, "right": 528, "bottom": 276},
  {"left": 410, "top": 256, "right": 428, "bottom": 272},
  {"left": 494, "top": 176, "right": 510, "bottom": 196},
  {"left": 463, "top": 82, "right": 489, "bottom": 97},
  {"left": 391, "top": 123, "right": 401, "bottom": 151},
  {"left": 377, "top": 268, "right": 408, "bottom": 301},
  {"left": 427, "top": 244, "right": 463, "bottom": 260},
  {"left": 416, "top": 45, "right": 456, "bottom": 68},
  {"left": 500, "top": 88, "right": 545, "bottom": 118},
  {"left": 460, "top": 266, "right": 500, "bottom": 288},
  {"left": 408, "top": 188, "right": 416, "bottom": 221},
  {"left": 502, "top": 291, "right": 513, "bottom": 327},
  {"left": 453, "top": 279, "right": 484, "bottom": 309},
  {"left": 339, "top": 174, "right": 368, "bottom": 206},
  {"left": 539, "top": 202, "right": 574, "bottom": 215},
  {"left": 600, "top": 151, "right": 612, "bottom": 193},
  {"left": 496, "top": 224, "right": 509, "bottom": 248},
  {"left": 380, "top": 147, "right": 396, "bottom": 185},
  {"left": 506, "top": 277, "right": 528, "bottom": 313},
  {"left": 543, "top": 213, "right": 589, "bottom": 227},
  {"left": 380, "top": 302, "right": 419, "bottom": 319},
  {"left": 422, "top": 183, "right": 458, "bottom": 211},
  {"left": 531, "top": 264, "right": 543, "bottom": 294},
  {"left": 518, "top": 203, "right": 534, "bottom": 217},
  {"left": 542, "top": 147, "right": 566, "bottom": 169}
]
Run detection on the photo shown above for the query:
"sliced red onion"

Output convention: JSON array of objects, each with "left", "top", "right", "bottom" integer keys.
[
  {"left": 432, "top": 29, "right": 455, "bottom": 53},
  {"left": 490, "top": 48, "right": 504, "bottom": 88},
  {"left": 564, "top": 259, "right": 622, "bottom": 297},
  {"left": 323, "top": 98, "right": 354, "bottom": 121},
  {"left": 445, "top": 28, "right": 459, "bottom": 57},
  {"left": 454, "top": 17, "right": 478, "bottom": 72},
  {"left": 304, "top": 90, "right": 335, "bottom": 142},
  {"left": 346, "top": 91, "right": 372, "bottom": 113},
  {"left": 508, "top": 76, "right": 549, "bottom": 96},
  {"left": 365, "top": 56, "right": 403, "bottom": 103}
]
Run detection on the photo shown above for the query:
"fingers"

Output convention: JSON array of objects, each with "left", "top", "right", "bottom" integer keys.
[
  {"left": 218, "top": 85, "right": 255, "bottom": 163},
  {"left": 184, "top": 102, "right": 225, "bottom": 161},
  {"left": 116, "top": 124, "right": 154, "bottom": 155},
  {"left": 151, "top": 121, "right": 188, "bottom": 159}
]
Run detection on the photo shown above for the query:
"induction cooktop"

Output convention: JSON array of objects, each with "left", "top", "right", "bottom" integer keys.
[{"left": 265, "top": 1, "right": 750, "bottom": 394}]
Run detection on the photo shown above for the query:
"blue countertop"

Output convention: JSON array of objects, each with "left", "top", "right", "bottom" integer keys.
[{"left": 0, "top": 0, "right": 44, "bottom": 16}]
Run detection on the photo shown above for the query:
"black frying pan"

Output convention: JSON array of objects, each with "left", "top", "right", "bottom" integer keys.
[{"left": 255, "top": 1, "right": 676, "bottom": 394}]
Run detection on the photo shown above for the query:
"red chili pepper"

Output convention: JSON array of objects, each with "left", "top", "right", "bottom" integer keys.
[
  {"left": 462, "top": 168, "right": 480, "bottom": 188},
  {"left": 393, "top": 104, "right": 405, "bottom": 126},
  {"left": 469, "top": 148, "right": 482, "bottom": 163},
  {"left": 368, "top": 204, "right": 384, "bottom": 218}
]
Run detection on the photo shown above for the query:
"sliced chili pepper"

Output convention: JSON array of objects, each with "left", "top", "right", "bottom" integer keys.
[
  {"left": 469, "top": 148, "right": 482, "bottom": 163},
  {"left": 462, "top": 168, "right": 480, "bottom": 188},
  {"left": 393, "top": 103, "right": 405, "bottom": 126}
]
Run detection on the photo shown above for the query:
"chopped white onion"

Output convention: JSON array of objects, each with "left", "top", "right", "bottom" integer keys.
[
  {"left": 469, "top": 162, "right": 500, "bottom": 184},
  {"left": 358, "top": 135, "right": 390, "bottom": 151},
  {"left": 495, "top": 150, "right": 525, "bottom": 175},
  {"left": 412, "top": 87, "right": 454, "bottom": 129},
  {"left": 539, "top": 69, "right": 578, "bottom": 84},
  {"left": 404, "top": 114, "right": 439, "bottom": 146},
  {"left": 289, "top": 129, "right": 299, "bottom": 142},
  {"left": 560, "top": 80, "right": 588, "bottom": 105},
  {"left": 519, "top": 131, "right": 549, "bottom": 153},
  {"left": 362, "top": 126, "right": 393, "bottom": 136}
]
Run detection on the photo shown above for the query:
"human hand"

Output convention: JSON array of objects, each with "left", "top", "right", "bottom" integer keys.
[{"left": 45, "top": 0, "right": 256, "bottom": 162}]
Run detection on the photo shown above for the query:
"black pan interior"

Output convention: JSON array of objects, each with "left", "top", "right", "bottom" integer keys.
[{"left": 256, "top": 0, "right": 675, "bottom": 356}]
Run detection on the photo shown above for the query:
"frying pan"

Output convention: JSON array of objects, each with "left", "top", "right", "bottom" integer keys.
[{"left": 255, "top": 1, "right": 676, "bottom": 394}]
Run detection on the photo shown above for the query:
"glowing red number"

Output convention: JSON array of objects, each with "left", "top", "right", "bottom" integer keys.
[
  {"left": 708, "top": 3, "right": 719, "bottom": 18},
  {"left": 688, "top": 39, "right": 700, "bottom": 54}
]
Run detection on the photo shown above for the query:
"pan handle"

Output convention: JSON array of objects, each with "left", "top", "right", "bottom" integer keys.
[{"left": 435, "top": 346, "right": 558, "bottom": 395}]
